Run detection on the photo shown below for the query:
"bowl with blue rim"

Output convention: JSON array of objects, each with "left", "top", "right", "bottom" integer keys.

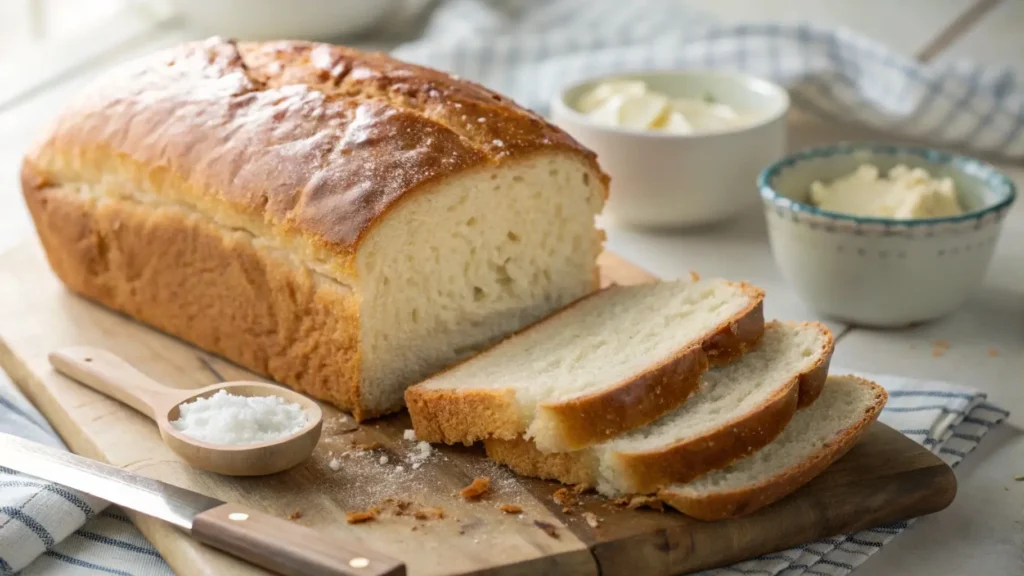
[{"left": 759, "top": 143, "right": 1016, "bottom": 327}]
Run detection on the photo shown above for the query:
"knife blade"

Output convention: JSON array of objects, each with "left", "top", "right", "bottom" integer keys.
[
  {"left": 1, "top": 431, "right": 221, "bottom": 530},
  {"left": 1, "top": 433, "right": 405, "bottom": 576}
]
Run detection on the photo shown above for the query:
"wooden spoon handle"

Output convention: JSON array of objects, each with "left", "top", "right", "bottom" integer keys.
[
  {"left": 48, "top": 347, "right": 182, "bottom": 421},
  {"left": 192, "top": 503, "right": 406, "bottom": 576}
]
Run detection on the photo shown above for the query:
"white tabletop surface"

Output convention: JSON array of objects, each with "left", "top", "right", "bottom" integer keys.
[{"left": 0, "top": 2, "right": 1021, "bottom": 575}]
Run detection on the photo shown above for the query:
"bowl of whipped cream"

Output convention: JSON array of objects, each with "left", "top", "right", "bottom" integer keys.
[
  {"left": 551, "top": 71, "right": 789, "bottom": 228},
  {"left": 759, "top": 143, "right": 1017, "bottom": 327}
]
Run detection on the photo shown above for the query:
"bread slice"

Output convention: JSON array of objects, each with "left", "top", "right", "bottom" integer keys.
[
  {"left": 659, "top": 375, "right": 887, "bottom": 520},
  {"left": 406, "top": 279, "right": 765, "bottom": 452},
  {"left": 485, "top": 321, "right": 833, "bottom": 494}
]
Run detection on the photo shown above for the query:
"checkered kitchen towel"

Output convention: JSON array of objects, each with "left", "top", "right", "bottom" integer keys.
[
  {"left": 0, "top": 365, "right": 1008, "bottom": 575},
  {"left": 391, "top": 0, "right": 1024, "bottom": 159}
]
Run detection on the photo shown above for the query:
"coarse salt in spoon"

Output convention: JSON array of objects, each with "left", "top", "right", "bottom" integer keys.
[{"left": 48, "top": 347, "right": 323, "bottom": 476}]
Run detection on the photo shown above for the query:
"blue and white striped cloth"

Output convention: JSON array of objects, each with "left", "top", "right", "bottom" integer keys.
[
  {"left": 0, "top": 367, "right": 1008, "bottom": 575},
  {"left": 0, "top": 377, "right": 172, "bottom": 576},
  {"left": 391, "top": 0, "right": 1024, "bottom": 159}
]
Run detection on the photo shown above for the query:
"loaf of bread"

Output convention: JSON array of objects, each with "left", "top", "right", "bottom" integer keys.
[{"left": 21, "top": 38, "right": 609, "bottom": 420}]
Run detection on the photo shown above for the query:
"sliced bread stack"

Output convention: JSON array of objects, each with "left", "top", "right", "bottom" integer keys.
[
  {"left": 405, "top": 278, "right": 765, "bottom": 452},
  {"left": 659, "top": 375, "right": 887, "bottom": 520},
  {"left": 483, "top": 320, "right": 835, "bottom": 495},
  {"left": 405, "top": 277, "right": 887, "bottom": 520}
]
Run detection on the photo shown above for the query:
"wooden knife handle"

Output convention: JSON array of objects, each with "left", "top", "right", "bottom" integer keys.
[{"left": 192, "top": 503, "right": 405, "bottom": 576}]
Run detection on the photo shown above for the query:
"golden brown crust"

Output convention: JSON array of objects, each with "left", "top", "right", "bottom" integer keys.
[
  {"left": 22, "top": 180, "right": 380, "bottom": 418},
  {"left": 612, "top": 322, "right": 834, "bottom": 493},
  {"left": 537, "top": 347, "right": 707, "bottom": 451},
  {"left": 796, "top": 335, "right": 833, "bottom": 408},
  {"left": 611, "top": 382, "right": 798, "bottom": 494},
  {"left": 22, "top": 39, "right": 610, "bottom": 421},
  {"left": 22, "top": 38, "right": 606, "bottom": 267},
  {"left": 484, "top": 321, "right": 834, "bottom": 494},
  {"left": 405, "top": 287, "right": 617, "bottom": 444},
  {"left": 544, "top": 282, "right": 763, "bottom": 451},
  {"left": 406, "top": 282, "right": 765, "bottom": 449},
  {"left": 659, "top": 376, "right": 887, "bottom": 521},
  {"left": 703, "top": 285, "right": 765, "bottom": 367},
  {"left": 485, "top": 437, "right": 598, "bottom": 487},
  {"left": 405, "top": 387, "right": 524, "bottom": 444}
]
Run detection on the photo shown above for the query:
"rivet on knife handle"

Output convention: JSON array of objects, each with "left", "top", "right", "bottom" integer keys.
[{"left": 191, "top": 503, "right": 406, "bottom": 576}]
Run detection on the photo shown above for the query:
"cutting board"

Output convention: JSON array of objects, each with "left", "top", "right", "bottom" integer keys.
[{"left": 0, "top": 238, "right": 956, "bottom": 576}]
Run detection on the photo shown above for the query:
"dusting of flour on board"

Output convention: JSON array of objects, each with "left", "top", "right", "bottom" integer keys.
[{"left": 313, "top": 415, "right": 526, "bottom": 512}]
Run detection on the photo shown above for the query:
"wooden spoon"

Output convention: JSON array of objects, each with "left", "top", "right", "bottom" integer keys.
[{"left": 49, "top": 347, "right": 323, "bottom": 476}]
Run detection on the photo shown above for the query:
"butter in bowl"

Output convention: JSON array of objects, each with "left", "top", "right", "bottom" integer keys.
[
  {"left": 759, "top": 144, "right": 1017, "bottom": 327},
  {"left": 551, "top": 71, "right": 789, "bottom": 228}
]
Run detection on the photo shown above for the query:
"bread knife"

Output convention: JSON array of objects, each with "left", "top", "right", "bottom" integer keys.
[{"left": 0, "top": 433, "right": 405, "bottom": 576}]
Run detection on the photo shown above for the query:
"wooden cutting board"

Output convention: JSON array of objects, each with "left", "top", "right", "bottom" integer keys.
[{"left": 0, "top": 238, "right": 956, "bottom": 576}]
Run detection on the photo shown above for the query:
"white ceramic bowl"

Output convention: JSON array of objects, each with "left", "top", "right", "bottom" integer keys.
[
  {"left": 551, "top": 70, "right": 789, "bottom": 228},
  {"left": 760, "top": 144, "right": 1017, "bottom": 327},
  {"left": 166, "top": 0, "right": 397, "bottom": 41}
]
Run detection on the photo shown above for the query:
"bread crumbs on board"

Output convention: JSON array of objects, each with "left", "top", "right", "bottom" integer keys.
[
  {"left": 499, "top": 504, "right": 523, "bottom": 514},
  {"left": 552, "top": 487, "right": 579, "bottom": 508},
  {"left": 346, "top": 509, "right": 378, "bottom": 524},
  {"left": 319, "top": 432, "right": 526, "bottom": 518},
  {"left": 474, "top": 458, "right": 521, "bottom": 496},
  {"left": 553, "top": 484, "right": 589, "bottom": 514},
  {"left": 582, "top": 512, "right": 600, "bottom": 528},
  {"left": 460, "top": 477, "right": 491, "bottom": 500},
  {"left": 989, "top": 348, "right": 1000, "bottom": 357},
  {"left": 346, "top": 498, "right": 448, "bottom": 524},
  {"left": 287, "top": 509, "right": 302, "bottom": 521}
]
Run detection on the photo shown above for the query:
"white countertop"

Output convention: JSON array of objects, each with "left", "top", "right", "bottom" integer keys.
[{"left": 0, "top": 2, "right": 1021, "bottom": 575}]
